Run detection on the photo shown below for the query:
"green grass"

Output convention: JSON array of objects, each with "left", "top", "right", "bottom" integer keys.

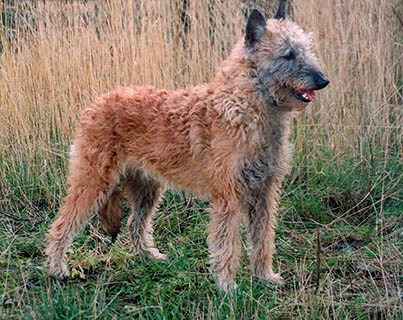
[
  {"left": 0, "top": 151, "right": 401, "bottom": 319},
  {"left": 0, "top": 0, "right": 401, "bottom": 318}
]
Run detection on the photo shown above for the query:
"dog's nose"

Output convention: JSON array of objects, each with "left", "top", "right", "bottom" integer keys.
[{"left": 314, "top": 72, "right": 329, "bottom": 90}]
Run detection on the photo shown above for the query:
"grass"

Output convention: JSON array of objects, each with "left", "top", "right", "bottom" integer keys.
[{"left": 0, "top": 0, "right": 402, "bottom": 319}]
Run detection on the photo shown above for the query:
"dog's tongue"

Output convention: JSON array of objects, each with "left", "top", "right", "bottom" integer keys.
[{"left": 303, "top": 90, "right": 316, "bottom": 102}]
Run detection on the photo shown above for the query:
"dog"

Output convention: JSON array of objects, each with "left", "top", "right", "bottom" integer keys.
[{"left": 45, "top": 0, "right": 329, "bottom": 292}]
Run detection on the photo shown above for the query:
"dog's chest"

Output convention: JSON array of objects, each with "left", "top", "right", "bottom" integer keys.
[{"left": 240, "top": 122, "right": 292, "bottom": 190}]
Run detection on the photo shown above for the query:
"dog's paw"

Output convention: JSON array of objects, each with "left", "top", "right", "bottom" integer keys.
[
  {"left": 46, "top": 260, "right": 70, "bottom": 280},
  {"left": 217, "top": 279, "right": 237, "bottom": 293},
  {"left": 147, "top": 248, "right": 168, "bottom": 261},
  {"left": 214, "top": 274, "right": 237, "bottom": 293},
  {"left": 264, "top": 272, "right": 284, "bottom": 286},
  {"left": 252, "top": 266, "right": 284, "bottom": 286}
]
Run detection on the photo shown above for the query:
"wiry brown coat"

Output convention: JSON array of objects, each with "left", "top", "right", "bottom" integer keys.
[{"left": 45, "top": 4, "right": 328, "bottom": 291}]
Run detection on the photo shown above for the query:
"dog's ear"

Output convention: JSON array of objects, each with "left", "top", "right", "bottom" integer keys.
[
  {"left": 274, "top": 0, "right": 287, "bottom": 20},
  {"left": 245, "top": 9, "right": 267, "bottom": 49}
]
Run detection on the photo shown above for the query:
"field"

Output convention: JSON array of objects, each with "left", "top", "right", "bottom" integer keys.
[{"left": 0, "top": 0, "right": 402, "bottom": 319}]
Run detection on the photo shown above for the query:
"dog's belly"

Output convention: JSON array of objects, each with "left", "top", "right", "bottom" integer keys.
[{"left": 125, "top": 154, "right": 213, "bottom": 198}]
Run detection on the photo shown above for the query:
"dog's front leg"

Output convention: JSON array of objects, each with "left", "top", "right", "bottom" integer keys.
[
  {"left": 247, "top": 178, "right": 284, "bottom": 285},
  {"left": 207, "top": 198, "right": 242, "bottom": 292}
]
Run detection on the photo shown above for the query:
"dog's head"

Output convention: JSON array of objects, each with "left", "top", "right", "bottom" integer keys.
[{"left": 245, "top": 1, "right": 329, "bottom": 111}]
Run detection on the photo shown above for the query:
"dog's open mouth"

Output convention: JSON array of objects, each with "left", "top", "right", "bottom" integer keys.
[
  {"left": 294, "top": 88, "right": 316, "bottom": 103},
  {"left": 286, "top": 86, "right": 316, "bottom": 103}
]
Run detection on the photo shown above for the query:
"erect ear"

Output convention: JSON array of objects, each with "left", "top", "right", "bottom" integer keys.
[
  {"left": 245, "top": 9, "right": 267, "bottom": 49},
  {"left": 274, "top": 0, "right": 287, "bottom": 20}
]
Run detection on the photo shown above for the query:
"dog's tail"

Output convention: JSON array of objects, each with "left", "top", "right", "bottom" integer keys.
[{"left": 98, "top": 188, "right": 124, "bottom": 242}]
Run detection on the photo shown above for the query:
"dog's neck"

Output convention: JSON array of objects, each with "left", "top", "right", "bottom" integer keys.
[
  {"left": 213, "top": 41, "right": 291, "bottom": 115},
  {"left": 210, "top": 41, "right": 293, "bottom": 142},
  {"left": 210, "top": 51, "right": 292, "bottom": 156},
  {"left": 253, "top": 69, "right": 281, "bottom": 111}
]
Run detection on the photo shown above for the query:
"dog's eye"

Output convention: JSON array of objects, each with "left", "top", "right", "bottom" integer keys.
[{"left": 283, "top": 51, "right": 295, "bottom": 60}]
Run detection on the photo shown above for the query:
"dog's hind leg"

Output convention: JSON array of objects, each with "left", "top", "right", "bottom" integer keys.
[
  {"left": 98, "top": 188, "right": 124, "bottom": 243},
  {"left": 126, "top": 171, "right": 166, "bottom": 261},
  {"left": 45, "top": 155, "right": 120, "bottom": 280}
]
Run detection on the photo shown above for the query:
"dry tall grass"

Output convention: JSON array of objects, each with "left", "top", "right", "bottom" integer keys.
[
  {"left": 0, "top": 0, "right": 401, "bottom": 206},
  {"left": 0, "top": 1, "right": 401, "bottom": 318}
]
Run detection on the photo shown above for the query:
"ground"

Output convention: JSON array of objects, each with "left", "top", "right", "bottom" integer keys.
[{"left": 0, "top": 151, "right": 401, "bottom": 319}]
